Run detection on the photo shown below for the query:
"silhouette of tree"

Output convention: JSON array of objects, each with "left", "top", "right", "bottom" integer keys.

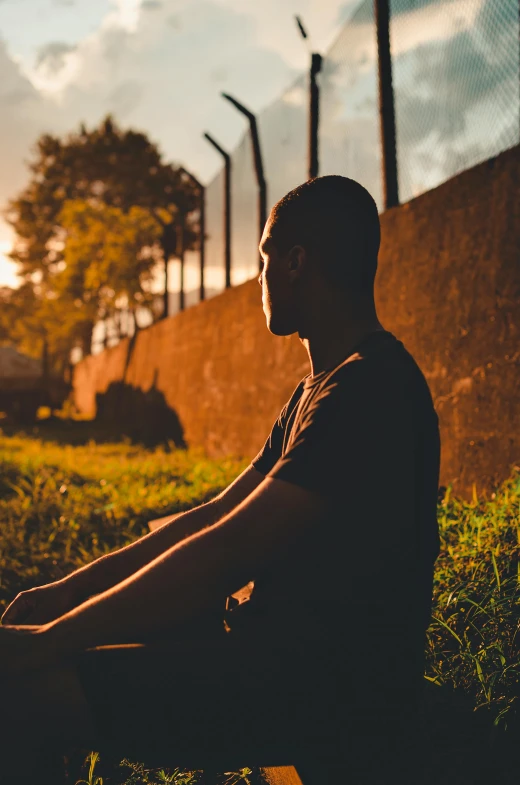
[{"left": 4, "top": 116, "right": 199, "bottom": 367}]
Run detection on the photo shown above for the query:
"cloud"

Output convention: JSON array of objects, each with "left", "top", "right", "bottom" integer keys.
[
  {"left": 390, "top": 0, "right": 519, "bottom": 198},
  {"left": 0, "top": 0, "right": 298, "bottom": 173},
  {"left": 32, "top": 0, "right": 298, "bottom": 176},
  {"left": 0, "top": 40, "right": 52, "bottom": 254},
  {"left": 348, "top": 0, "right": 461, "bottom": 25},
  {"left": 36, "top": 41, "right": 76, "bottom": 75},
  {"left": 0, "top": 40, "right": 46, "bottom": 173},
  {"left": 393, "top": 1, "right": 518, "bottom": 144},
  {"left": 0, "top": 0, "right": 301, "bottom": 283},
  {"left": 336, "top": 0, "right": 370, "bottom": 24},
  {"left": 0, "top": 0, "right": 516, "bottom": 275},
  {"left": 165, "top": 13, "right": 181, "bottom": 30},
  {"left": 106, "top": 79, "right": 144, "bottom": 116}
]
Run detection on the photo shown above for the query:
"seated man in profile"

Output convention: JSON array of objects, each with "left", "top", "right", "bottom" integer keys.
[{"left": 0, "top": 176, "right": 440, "bottom": 785}]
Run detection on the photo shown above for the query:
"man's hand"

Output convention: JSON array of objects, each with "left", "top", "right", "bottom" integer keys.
[
  {"left": 1, "top": 580, "right": 86, "bottom": 626},
  {"left": 0, "top": 624, "right": 58, "bottom": 677}
]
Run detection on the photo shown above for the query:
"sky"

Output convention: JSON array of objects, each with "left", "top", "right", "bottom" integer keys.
[
  {"left": 0, "top": 0, "right": 355, "bottom": 288},
  {"left": 0, "top": 0, "right": 518, "bottom": 294}
]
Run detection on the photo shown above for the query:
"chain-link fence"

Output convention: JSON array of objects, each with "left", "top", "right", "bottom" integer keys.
[
  {"left": 203, "top": 74, "right": 308, "bottom": 287},
  {"left": 391, "top": 0, "right": 520, "bottom": 202},
  {"left": 198, "top": 0, "right": 519, "bottom": 303},
  {"left": 320, "top": 0, "right": 382, "bottom": 208}
]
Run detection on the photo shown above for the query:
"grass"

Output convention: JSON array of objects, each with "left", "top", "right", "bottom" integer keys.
[
  {"left": 0, "top": 424, "right": 250, "bottom": 784},
  {"left": 425, "top": 472, "right": 520, "bottom": 732},
  {"left": 0, "top": 422, "right": 519, "bottom": 782},
  {"left": 0, "top": 426, "right": 247, "bottom": 612},
  {"left": 74, "top": 753, "right": 254, "bottom": 785}
]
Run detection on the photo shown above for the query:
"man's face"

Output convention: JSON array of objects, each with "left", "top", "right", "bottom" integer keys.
[{"left": 258, "top": 214, "right": 300, "bottom": 336}]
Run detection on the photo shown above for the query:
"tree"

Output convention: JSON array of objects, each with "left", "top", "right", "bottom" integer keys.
[
  {"left": 0, "top": 282, "right": 71, "bottom": 378},
  {"left": 4, "top": 116, "right": 199, "bottom": 367},
  {"left": 58, "top": 200, "right": 165, "bottom": 352},
  {"left": 0, "top": 287, "right": 14, "bottom": 345}
]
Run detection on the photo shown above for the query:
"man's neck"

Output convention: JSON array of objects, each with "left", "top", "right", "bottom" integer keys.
[{"left": 300, "top": 312, "right": 385, "bottom": 378}]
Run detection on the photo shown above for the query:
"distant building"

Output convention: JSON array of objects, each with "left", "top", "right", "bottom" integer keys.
[{"left": 0, "top": 345, "right": 42, "bottom": 379}]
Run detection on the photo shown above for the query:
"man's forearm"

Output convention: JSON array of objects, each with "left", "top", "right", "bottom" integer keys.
[
  {"left": 36, "top": 476, "right": 319, "bottom": 662},
  {"left": 43, "top": 504, "right": 253, "bottom": 656},
  {"left": 66, "top": 499, "right": 224, "bottom": 599}
]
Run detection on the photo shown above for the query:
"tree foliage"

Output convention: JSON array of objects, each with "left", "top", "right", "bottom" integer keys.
[
  {"left": 58, "top": 200, "right": 166, "bottom": 344},
  {"left": 4, "top": 116, "right": 199, "bottom": 370}
]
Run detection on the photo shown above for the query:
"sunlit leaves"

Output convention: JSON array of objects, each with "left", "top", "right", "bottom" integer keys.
[{"left": 58, "top": 199, "right": 165, "bottom": 314}]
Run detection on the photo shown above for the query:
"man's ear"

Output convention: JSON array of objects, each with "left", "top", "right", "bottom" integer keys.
[{"left": 288, "top": 245, "right": 305, "bottom": 275}]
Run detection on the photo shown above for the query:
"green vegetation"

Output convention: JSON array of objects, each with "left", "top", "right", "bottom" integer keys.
[
  {"left": 2, "top": 115, "right": 199, "bottom": 370},
  {"left": 0, "top": 428, "right": 247, "bottom": 612},
  {"left": 0, "top": 425, "right": 250, "bottom": 783},
  {"left": 75, "top": 753, "right": 254, "bottom": 785},
  {"left": 426, "top": 471, "right": 520, "bottom": 729},
  {"left": 0, "top": 426, "right": 518, "bottom": 782}
]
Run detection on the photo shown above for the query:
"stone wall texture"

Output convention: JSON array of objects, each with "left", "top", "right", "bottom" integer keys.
[{"left": 73, "top": 146, "right": 520, "bottom": 500}]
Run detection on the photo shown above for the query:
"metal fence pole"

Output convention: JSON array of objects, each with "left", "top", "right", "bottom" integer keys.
[
  {"left": 161, "top": 222, "right": 176, "bottom": 319},
  {"left": 294, "top": 16, "right": 322, "bottom": 180},
  {"left": 375, "top": 0, "right": 399, "bottom": 209},
  {"left": 309, "top": 53, "right": 323, "bottom": 179},
  {"left": 178, "top": 219, "right": 185, "bottom": 312},
  {"left": 199, "top": 188, "right": 206, "bottom": 300},
  {"left": 163, "top": 254, "right": 168, "bottom": 318},
  {"left": 179, "top": 167, "right": 206, "bottom": 302},
  {"left": 204, "top": 132, "right": 232, "bottom": 288},
  {"left": 222, "top": 92, "right": 267, "bottom": 271}
]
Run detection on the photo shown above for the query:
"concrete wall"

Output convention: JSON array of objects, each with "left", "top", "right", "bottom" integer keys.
[{"left": 73, "top": 146, "right": 520, "bottom": 499}]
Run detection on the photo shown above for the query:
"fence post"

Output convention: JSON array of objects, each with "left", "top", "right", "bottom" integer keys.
[
  {"left": 178, "top": 219, "right": 185, "bottom": 312},
  {"left": 179, "top": 167, "right": 206, "bottom": 301},
  {"left": 179, "top": 166, "right": 206, "bottom": 300},
  {"left": 204, "top": 132, "right": 232, "bottom": 288},
  {"left": 375, "top": 0, "right": 399, "bottom": 209},
  {"left": 309, "top": 53, "right": 322, "bottom": 179},
  {"left": 294, "top": 16, "right": 322, "bottom": 180},
  {"left": 222, "top": 92, "right": 267, "bottom": 272},
  {"left": 161, "top": 221, "right": 176, "bottom": 319},
  {"left": 163, "top": 241, "right": 169, "bottom": 319},
  {"left": 199, "top": 188, "right": 206, "bottom": 300}
]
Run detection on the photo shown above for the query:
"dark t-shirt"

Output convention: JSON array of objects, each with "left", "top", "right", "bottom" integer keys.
[{"left": 232, "top": 329, "right": 440, "bottom": 686}]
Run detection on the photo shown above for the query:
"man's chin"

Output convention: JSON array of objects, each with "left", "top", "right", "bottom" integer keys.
[{"left": 266, "top": 316, "right": 296, "bottom": 337}]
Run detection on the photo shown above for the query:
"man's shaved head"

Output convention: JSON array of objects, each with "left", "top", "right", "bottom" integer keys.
[{"left": 269, "top": 175, "right": 380, "bottom": 295}]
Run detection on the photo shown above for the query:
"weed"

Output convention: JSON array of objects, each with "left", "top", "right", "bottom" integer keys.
[{"left": 76, "top": 751, "right": 104, "bottom": 785}]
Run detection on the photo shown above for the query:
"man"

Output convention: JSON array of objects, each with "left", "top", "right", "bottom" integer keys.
[{"left": 0, "top": 176, "right": 440, "bottom": 784}]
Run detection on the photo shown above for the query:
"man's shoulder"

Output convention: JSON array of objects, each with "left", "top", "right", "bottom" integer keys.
[
  {"left": 317, "top": 333, "right": 434, "bottom": 412},
  {"left": 278, "top": 377, "right": 307, "bottom": 420},
  {"left": 322, "top": 331, "right": 406, "bottom": 386}
]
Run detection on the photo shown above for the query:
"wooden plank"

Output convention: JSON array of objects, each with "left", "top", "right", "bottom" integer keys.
[{"left": 260, "top": 767, "right": 304, "bottom": 785}]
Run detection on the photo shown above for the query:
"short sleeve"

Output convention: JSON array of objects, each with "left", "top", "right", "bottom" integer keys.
[
  {"left": 267, "top": 369, "right": 414, "bottom": 502},
  {"left": 251, "top": 380, "right": 305, "bottom": 476}
]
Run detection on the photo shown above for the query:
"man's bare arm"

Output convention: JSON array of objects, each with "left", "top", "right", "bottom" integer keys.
[
  {"left": 1, "top": 465, "right": 263, "bottom": 625},
  {"left": 26, "top": 477, "right": 323, "bottom": 663},
  {"left": 58, "top": 464, "right": 265, "bottom": 597}
]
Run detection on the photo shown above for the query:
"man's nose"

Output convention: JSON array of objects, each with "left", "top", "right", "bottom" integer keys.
[{"left": 257, "top": 271, "right": 262, "bottom": 286}]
